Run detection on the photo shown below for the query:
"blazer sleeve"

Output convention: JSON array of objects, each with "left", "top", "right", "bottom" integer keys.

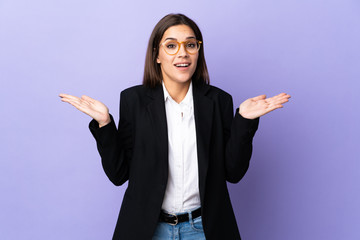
[
  {"left": 223, "top": 96, "right": 259, "bottom": 183},
  {"left": 89, "top": 91, "right": 133, "bottom": 186}
]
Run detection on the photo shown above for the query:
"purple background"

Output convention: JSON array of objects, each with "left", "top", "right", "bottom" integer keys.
[{"left": 1, "top": 0, "right": 359, "bottom": 239}]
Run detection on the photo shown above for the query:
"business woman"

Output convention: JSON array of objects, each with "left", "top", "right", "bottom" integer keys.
[{"left": 60, "top": 14, "right": 290, "bottom": 240}]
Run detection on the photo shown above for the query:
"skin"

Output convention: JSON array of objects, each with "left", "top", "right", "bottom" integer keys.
[
  {"left": 59, "top": 24, "right": 291, "bottom": 126},
  {"left": 156, "top": 25, "right": 198, "bottom": 103}
]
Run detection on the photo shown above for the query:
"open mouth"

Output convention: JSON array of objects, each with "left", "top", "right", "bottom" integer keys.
[{"left": 174, "top": 63, "right": 191, "bottom": 68}]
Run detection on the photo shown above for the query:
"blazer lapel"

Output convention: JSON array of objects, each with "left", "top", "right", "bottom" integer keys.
[
  {"left": 193, "top": 82, "right": 214, "bottom": 203},
  {"left": 146, "top": 85, "right": 169, "bottom": 181}
]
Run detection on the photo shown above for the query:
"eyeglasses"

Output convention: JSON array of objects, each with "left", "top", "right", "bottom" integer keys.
[{"left": 160, "top": 39, "right": 202, "bottom": 55}]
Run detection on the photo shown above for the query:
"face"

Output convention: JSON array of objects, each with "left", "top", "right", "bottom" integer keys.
[{"left": 157, "top": 24, "right": 198, "bottom": 86}]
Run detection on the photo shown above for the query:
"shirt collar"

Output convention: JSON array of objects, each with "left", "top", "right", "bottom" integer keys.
[
  {"left": 162, "top": 81, "right": 171, "bottom": 101},
  {"left": 162, "top": 81, "right": 193, "bottom": 107}
]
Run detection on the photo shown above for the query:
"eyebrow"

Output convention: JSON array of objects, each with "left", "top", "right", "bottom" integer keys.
[{"left": 164, "top": 36, "right": 196, "bottom": 41}]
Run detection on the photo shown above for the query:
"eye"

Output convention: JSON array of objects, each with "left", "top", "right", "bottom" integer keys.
[
  {"left": 186, "top": 42, "right": 197, "bottom": 49},
  {"left": 166, "top": 44, "right": 176, "bottom": 49},
  {"left": 164, "top": 41, "right": 178, "bottom": 49}
]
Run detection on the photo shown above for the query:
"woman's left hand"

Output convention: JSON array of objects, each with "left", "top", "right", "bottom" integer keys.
[{"left": 239, "top": 93, "right": 291, "bottom": 119}]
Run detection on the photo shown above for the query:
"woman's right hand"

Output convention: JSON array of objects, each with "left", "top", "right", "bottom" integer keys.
[{"left": 59, "top": 94, "right": 111, "bottom": 127}]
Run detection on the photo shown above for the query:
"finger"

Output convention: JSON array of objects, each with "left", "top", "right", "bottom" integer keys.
[
  {"left": 271, "top": 104, "right": 284, "bottom": 109},
  {"left": 64, "top": 99, "right": 91, "bottom": 113},
  {"left": 266, "top": 94, "right": 290, "bottom": 105},
  {"left": 274, "top": 93, "right": 287, "bottom": 97},
  {"left": 59, "top": 93, "right": 71, "bottom": 98},
  {"left": 271, "top": 93, "right": 291, "bottom": 101},
  {"left": 81, "top": 95, "right": 95, "bottom": 104},
  {"left": 60, "top": 97, "right": 77, "bottom": 104},
  {"left": 276, "top": 94, "right": 291, "bottom": 101},
  {"left": 59, "top": 93, "right": 76, "bottom": 98},
  {"left": 271, "top": 97, "right": 289, "bottom": 106},
  {"left": 62, "top": 96, "right": 83, "bottom": 106},
  {"left": 61, "top": 98, "right": 81, "bottom": 107},
  {"left": 264, "top": 104, "right": 284, "bottom": 114},
  {"left": 61, "top": 96, "right": 84, "bottom": 107},
  {"left": 251, "top": 94, "right": 267, "bottom": 101},
  {"left": 61, "top": 95, "right": 92, "bottom": 107},
  {"left": 267, "top": 94, "right": 284, "bottom": 102},
  {"left": 59, "top": 94, "right": 81, "bottom": 102}
]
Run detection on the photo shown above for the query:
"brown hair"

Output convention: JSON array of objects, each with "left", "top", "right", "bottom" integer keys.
[{"left": 143, "top": 13, "right": 210, "bottom": 88}]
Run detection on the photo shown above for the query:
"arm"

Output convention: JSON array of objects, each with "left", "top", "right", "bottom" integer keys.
[
  {"left": 89, "top": 92, "right": 133, "bottom": 186},
  {"left": 224, "top": 93, "right": 291, "bottom": 183},
  {"left": 224, "top": 96, "right": 259, "bottom": 183},
  {"left": 59, "top": 92, "right": 133, "bottom": 186}
]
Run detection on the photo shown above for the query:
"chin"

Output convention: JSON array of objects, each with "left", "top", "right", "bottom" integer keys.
[
  {"left": 164, "top": 74, "right": 193, "bottom": 84},
  {"left": 178, "top": 72, "right": 195, "bottom": 82},
  {"left": 176, "top": 77, "right": 192, "bottom": 84}
]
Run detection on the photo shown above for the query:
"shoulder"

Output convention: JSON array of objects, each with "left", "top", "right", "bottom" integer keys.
[
  {"left": 193, "top": 80, "right": 231, "bottom": 97},
  {"left": 207, "top": 85, "right": 232, "bottom": 98},
  {"left": 204, "top": 85, "right": 236, "bottom": 118},
  {"left": 120, "top": 85, "right": 152, "bottom": 102},
  {"left": 199, "top": 84, "right": 233, "bottom": 105},
  {"left": 121, "top": 85, "right": 145, "bottom": 96}
]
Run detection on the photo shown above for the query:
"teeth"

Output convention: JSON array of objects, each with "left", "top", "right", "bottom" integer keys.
[{"left": 175, "top": 63, "right": 189, "bottom": 67}]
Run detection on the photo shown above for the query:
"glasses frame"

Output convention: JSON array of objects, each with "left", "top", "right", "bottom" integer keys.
[{"left": 160, "top": 39, "right": 202, "bottom": 55}]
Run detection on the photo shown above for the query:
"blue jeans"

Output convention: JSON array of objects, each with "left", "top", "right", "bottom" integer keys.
[{"left": 152, "top": 209, "right": 206, "bottom": 240}]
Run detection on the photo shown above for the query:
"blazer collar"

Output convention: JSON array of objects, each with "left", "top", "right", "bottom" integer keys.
[
  {"left": 145, "top": 84, "right": 169, "bottom": 183},
  {"left": 145, "top": 80, "right": 211, "bottom": 100},
  {"left": 192, "top": 81, "right": 213, "bottom": 203},
  {"left": 146, "top": 83, "right": 164, "bottom": 100}
]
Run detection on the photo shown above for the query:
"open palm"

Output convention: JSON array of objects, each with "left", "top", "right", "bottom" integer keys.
[
  {"left": 239, "top": 93, "right": 291, "bottom": 119},
  {"left": 59, "top": 94, "right": 111, "bottom": 127}
]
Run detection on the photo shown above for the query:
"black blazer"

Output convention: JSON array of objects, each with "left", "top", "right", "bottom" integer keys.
[{"left": 89, "top": 81, "right": 259, "bottom": 240}]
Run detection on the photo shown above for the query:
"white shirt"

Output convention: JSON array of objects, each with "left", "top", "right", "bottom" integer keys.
[{"left": 161, "top": 81, "right": 201, "bottom": 213}]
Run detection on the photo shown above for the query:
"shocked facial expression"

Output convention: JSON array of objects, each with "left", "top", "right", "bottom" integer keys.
[{"left": 157, "top": 24, "right": 199, "bottom": 86}]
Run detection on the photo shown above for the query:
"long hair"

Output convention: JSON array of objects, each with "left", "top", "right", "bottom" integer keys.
[{"left": 143, "top": 14, "right": 210, "bottom": 88}]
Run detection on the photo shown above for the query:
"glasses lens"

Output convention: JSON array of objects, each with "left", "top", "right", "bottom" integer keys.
[
  {"left": 185, "top": 40, "right": 199, "bottom": 54},
  {"left": 163, "top": 40, "right": 179, "bottom": 55}
]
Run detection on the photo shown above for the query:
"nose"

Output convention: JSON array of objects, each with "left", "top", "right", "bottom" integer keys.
[{"left": 177, "top": 42, "right": 189, "bottom": 57}]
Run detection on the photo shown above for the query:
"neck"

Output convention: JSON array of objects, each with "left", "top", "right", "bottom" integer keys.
[{"left": 163, "top": 80, "right": 191, "bottom": 103}]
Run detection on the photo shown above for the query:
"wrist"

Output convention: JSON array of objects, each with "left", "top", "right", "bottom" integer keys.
[
  {"left": 98, "top": 114, "right": 111, "bottom": 128},
  {"left": 238, "top": 109, "right": 255, "bottom": 120}
]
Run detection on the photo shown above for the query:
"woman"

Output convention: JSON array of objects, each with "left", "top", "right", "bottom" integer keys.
[{"left": 60, "top": 13, "right": 290, "bottom": 240}]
